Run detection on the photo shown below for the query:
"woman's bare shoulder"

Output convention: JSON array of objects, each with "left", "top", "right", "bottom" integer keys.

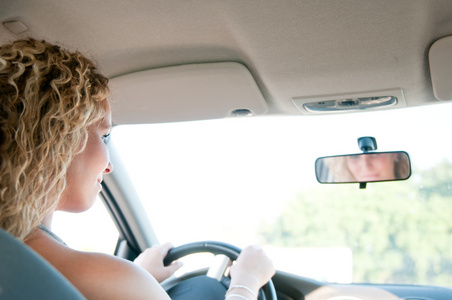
[
  {"left": 66, "top": 250, "right": 170, "bottom": 299},
  {"left": 26, "top": 232, "right": 170, "bottom": 300}
]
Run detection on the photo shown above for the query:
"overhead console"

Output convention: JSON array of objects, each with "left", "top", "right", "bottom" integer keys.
[{"left": 291, "top": 88, "right": 407, "bottom": 115}]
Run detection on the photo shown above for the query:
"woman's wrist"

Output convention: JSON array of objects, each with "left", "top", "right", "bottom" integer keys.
[
  {"left": 229, "top": 273, "right": 260, "bottom": 292},
  {"left": 225, "top": 294, "right": 253, "bottom": 300},
  {"left": 225, "top": 284, "right": 258, "bottom": 300},
  {"left": 227, "top": 285, "right": 257, "bottom": 297},
  {"left": 228, "top": 277, "right": 260, "bottom": 300}
]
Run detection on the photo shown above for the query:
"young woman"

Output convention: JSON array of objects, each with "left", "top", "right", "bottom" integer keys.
[{"left": 0, "top": 38, "right": 275, "bottom": 299}]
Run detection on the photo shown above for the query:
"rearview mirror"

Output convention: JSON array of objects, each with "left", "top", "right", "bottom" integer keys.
[{"left": 316, "top": 152, "right": 411, "bottom": 184}]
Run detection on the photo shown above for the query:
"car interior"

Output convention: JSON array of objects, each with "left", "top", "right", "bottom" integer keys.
[{"left": 1, "top": 1, "right": 452, "bottom": 299}]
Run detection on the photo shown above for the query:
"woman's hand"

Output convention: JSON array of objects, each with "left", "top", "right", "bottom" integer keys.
[
  {"left": 229, "top": 245, "right": 275, "bottom": 297},
  {"left": 134, "top": 242, "right": 183, "bottom": 283}
]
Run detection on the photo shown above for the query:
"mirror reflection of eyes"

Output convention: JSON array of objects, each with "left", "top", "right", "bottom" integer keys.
[{"left": 316, "top": 151, "right": 411, "bottom": 184}]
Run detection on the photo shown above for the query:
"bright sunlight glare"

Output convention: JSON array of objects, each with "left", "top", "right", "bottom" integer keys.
[{"left": 53, "top": 102, "right": 452, "bottom": 284}]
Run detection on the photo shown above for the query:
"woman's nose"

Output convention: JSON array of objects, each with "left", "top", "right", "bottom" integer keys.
[
  {"left": 103, "top": 161, "right": 114, "bottom": 174},
  {"left": 363, "top": 157, "right": 375, "bottom": 168}
]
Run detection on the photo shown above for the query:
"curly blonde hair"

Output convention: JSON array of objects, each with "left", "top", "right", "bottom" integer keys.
[{"left": 0, "top": 38, "right": 109, "bottom": 240}]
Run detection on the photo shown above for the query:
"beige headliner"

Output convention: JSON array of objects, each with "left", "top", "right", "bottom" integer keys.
[{"left": 1, "top": 0, "right": 452, "bottom": 123}]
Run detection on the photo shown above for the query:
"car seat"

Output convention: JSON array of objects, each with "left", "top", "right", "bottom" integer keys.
[{"left": 0, "top": 227, "right": 85, "bottom": 299}]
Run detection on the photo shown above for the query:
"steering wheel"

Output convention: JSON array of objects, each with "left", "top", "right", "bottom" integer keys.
[{"left": 163, "top": 241, "right": 277, "bottom": 300}]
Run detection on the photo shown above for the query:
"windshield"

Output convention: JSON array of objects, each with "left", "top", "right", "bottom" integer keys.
[{"left": 113, "top": 102, "right": 452, "bottom": 287}]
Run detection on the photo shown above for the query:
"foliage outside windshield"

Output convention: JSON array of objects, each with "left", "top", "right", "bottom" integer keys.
[{"left": 113, "top": 102, "right": 452, "bottom": 288}]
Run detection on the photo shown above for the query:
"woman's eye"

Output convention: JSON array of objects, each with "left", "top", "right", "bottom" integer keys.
[{"left": 102, "top": 133, "right": 111, "bottom": 144}]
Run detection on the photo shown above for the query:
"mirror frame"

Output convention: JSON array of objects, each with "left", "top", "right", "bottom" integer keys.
[{"left": 315, "top": 151, "right": 411, "bottom": 184}]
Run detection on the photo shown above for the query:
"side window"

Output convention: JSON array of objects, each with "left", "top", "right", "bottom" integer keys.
[{"left": 52, "top": 198, "right": 119, "bottom": 254}]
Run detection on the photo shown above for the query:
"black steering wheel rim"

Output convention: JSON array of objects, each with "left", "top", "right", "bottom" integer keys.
[{"left": 164, "top": 241, "right": 276, "bottom": 300}]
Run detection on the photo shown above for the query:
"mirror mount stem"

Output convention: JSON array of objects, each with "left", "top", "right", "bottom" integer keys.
[
  {"left": 357, "top": 137, "right": 376, "bottom": 189},
  {"left": 358, "top": 136, "right": 377, "bottom": 152}
]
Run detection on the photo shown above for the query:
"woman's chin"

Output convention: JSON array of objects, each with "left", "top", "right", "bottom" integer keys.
[{"left": 57, "top": 197, "right": 98, "bottom": 213}]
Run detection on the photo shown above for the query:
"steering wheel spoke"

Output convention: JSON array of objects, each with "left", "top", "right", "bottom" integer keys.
[{"left": 206, "top": 254, "right": 231, "bottom": 281}]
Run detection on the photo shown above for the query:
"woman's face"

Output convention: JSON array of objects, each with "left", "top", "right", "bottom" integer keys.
[
  {"left": 346, "top": 153, "right": 397, "bottom": 182},
  {"left": 58, "top": 103, "right": 114, "bottom": 212}
]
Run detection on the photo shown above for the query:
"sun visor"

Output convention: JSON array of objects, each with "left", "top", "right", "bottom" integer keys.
[
  {"left": 109, "top": 62, "right": 267, "bottom": 124},
  {"left": 429, "top": 36, "right": 452, "bottom": 101}
]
